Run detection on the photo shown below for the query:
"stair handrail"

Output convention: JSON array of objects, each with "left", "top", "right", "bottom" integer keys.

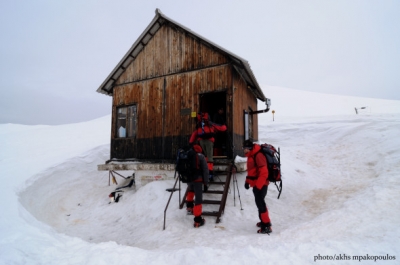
[{"left": 163, "top": 170, "right": 179, "bottom": 230}]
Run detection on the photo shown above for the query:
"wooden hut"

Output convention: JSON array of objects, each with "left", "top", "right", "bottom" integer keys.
[{"left": 97, "top": 9, "right": 270, "bottom": 163}]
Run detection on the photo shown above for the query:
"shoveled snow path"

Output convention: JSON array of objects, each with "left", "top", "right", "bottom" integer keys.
[{"left": 16, "top": 114, "right": 400, "bottom": 264}]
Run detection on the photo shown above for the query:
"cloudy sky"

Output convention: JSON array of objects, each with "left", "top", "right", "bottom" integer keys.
[{"left": 1, "top": 0, "right": 399, "bottom": 125}]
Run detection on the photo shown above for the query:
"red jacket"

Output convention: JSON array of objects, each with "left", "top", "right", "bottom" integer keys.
[
  {"left": 245, "top": 144, "right": 269, "bottom": 189},
  {"left": 189, "top": 123, "right": 227, "bottom": 144}
]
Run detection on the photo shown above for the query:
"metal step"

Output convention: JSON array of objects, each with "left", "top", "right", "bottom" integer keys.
[
  {"left": 181, "top": 194, "right": 222, "bottom": 203},
  {"left": 209, "top": 181, "right": 225, "bottom": 185},
  {"left": 204, "top": 190, "right": 223, "bottom": 194},
  {"left": 202, "top": 199, "right": 222, "bottom": 205},
  {"left": 202, "top": 211, "right": 220, "bottom": 217},
  {"left": 177, "top": 163, "right": 234, "bottom": 224}
]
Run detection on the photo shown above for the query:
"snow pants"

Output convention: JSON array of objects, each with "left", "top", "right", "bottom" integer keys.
[
  {"left": 253, "top": 185, "right": 271, "bottom": 225},
  {"left": 186, "top": 181, "right": 203, "bottom": 217}
]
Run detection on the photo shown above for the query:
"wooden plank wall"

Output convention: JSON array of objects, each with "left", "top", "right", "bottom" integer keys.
[
  {"left": 232, "top": 74, "right": 258, "bottom": 136},
  {"left": 113, "top": 64, "right": 232, "bottom": 140},
  {"left": 109, "top": 21, "right": 261, "bottom": 160},
  {"left": 231, "top": 71, "right": 258, "bottom": 156},
  {"left": 116, "top": 23, "right": 228, "bottom": 85}
]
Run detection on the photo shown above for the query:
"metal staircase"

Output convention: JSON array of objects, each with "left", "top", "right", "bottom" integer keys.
[{"left": 179, "top": 160, "right": 236, "bottom": 223}]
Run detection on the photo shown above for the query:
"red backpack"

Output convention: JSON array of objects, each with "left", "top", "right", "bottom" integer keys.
[
  {"left": 197, "top": 112, "right": 209, "bottom": 122},
  {"left": 196, "top": 112, "right": 215, "bottom": 139}
]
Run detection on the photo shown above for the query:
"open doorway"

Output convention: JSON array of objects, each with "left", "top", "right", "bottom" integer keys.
[
  {"left": 199, "top": 91, "right": 228, "bottom": 157},
  {"left": 199, "top": 91, "right": 226, "bottom": 122}
]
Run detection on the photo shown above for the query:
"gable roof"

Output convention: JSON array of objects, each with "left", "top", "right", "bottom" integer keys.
[{"left": 96, "top": 9, "right": 266, "bottom": 101}]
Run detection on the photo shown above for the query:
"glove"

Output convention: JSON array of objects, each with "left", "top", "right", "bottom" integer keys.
[
  {"left": 203, "top": 184, "right": 208, "bottom": 192},
  {"left": 244, "top": 182, "right": 250, "bottom": 190}
]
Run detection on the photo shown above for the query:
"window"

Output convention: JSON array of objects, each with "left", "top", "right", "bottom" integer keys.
[
  {"left": 116, "top": 105, "right": 137, "bottom": 138},
  {"left": 248, "top": 108, "right": 253, "bottom": 139},
  {"left": 244, "top": 111, "right": 249, "bottom": 140},
  {"left": 244, "top": 108, "right": 253, "bottom": 140}
]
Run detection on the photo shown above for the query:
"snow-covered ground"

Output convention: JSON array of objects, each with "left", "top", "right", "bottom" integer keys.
[{"left": 1, "top": 86, "right": 400, "bottom": 264}]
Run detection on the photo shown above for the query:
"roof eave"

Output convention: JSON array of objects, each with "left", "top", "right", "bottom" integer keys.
[
  {"left": 96, "top": 9, "right": 165, "bottom": 96},
  {"left": 96, "top": 8, "right": 266, "bottom": 101}
]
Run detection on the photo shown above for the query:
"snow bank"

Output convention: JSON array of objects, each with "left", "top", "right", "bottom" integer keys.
[{"left": 2, "top": 91, "right": 400, "bottom": 264}]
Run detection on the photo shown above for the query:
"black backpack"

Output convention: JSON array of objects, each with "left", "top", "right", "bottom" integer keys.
[
  {"left": 176, "top": 147, "right": 198, "bottom": 183},
  {"left": 256, "top": 143, "right": 282, "bottom": 199}
]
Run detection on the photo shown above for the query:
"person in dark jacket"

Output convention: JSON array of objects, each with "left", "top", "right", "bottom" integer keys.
[
  {"left": 212, "top": 107, "right": 225, "bottom": 125},
  {"left": 186, "top": 144, "right": 210, "bottom": 228},
  {"left": 243, "top": 139, "right": 272, "bottom": 234}
]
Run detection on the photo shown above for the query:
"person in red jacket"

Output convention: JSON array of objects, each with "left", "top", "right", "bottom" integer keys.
[
  {"left": 189, "top": 112, "right": 226, "bottom": 180},
  {"left": 243, "top": 139, "right": 272, "bottom": 234}
]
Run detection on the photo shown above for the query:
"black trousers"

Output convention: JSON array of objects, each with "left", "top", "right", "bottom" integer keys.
[
  {"left": 253, "top": 185, "right": 268, "bottom": 214},
  {"left": 187, "top": 181, "right": 203, "bottom": 204}
]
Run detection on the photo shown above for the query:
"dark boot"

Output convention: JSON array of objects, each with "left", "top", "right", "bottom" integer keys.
[
  {"left": 186, "top": 201, "right": 194, "bottom": 215},
  {"left": 193, "top": 216, "right": 205, "bottom": 228},
  {"left": 209, "top": 169, "right": 214, "bottom": 182},
  {"left": 257, "top": 222, "right": 272, "bottom": 234}
]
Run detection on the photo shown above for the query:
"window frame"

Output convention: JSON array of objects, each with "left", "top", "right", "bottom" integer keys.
[
  {"left": 116, "top": 104, "right": 137, "bottom": 139},
  {"left": 243, "top": 107, "right": 253, "bottom": 141}
]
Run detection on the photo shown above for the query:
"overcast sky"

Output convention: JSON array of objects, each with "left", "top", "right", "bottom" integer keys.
[{"left": 1, "top": 0, "right": 399, "bottom": 125}]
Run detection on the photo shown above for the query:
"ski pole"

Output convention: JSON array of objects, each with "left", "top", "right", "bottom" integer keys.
[{"left": 234, "top": 174, "right": 243, "bottom": 210}]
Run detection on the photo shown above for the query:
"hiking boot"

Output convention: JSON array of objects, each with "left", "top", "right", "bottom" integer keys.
[
  {"left": 257, "top": 221, "right": 271, "bottom": 227},
  {"left": 257, "top": 224, "right": 272, "bottom": 234},
  {"left": 193, "top": 216, "right": 205, "bottom": 228},
  {"left": 186, "top": 201, "right": 194, "bottom": 215}
]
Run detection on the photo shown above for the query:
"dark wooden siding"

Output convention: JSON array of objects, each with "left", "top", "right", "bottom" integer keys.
[
  {"left": 112, "top": 64, "right": 233, "bottom": 160},
  {"left": 231, "top": 71, "right": 258, "bottom": 157},
  {"left": 116, "top": 23, "right": 229, "bottom": 85},
  {"left": 109, "top": 22, "right": 259, "bottom": 161}
]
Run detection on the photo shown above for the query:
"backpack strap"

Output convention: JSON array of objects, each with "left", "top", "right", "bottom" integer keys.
[
  {"left": 252, "top": 151, "right": 258, "bottom": 165},
  {"left": 275, "top": 181, "right": 282, "bottom": 199},
  {"left": 252, "top": 150, "right": 266, "bottom": 168}
]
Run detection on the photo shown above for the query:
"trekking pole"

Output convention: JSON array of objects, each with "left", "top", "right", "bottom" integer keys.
[
  {"left": 174, "top": 150, "right": 181, "bottom": 206},
  {"left": 233, "top": 172, "right": 236, "bottom": 207},
  {"left": 225, "top": 132, "right": 242, "bottom": 209},
  {"left": 178, "top": 171, "right": 181, "bottom": 207},
  {"left": 163, "top": 170, "right": 179, "bottom": 230},
  {"left": 232, "top": 165, "right": 243, "bottom": 210}
]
